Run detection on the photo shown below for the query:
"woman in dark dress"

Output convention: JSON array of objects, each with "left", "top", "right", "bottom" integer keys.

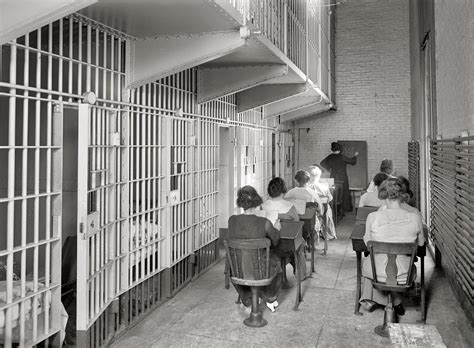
[
  {"left": 320, "top": 142, "right": 359, "bottom": 216},
  {"left": 228, "top": 186, "right": 282, "bottom": 312}
]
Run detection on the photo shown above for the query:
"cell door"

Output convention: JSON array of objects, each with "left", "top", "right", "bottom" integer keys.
[
  {"left": 169, "top": 117, "right": 195, "bottom": 266},
  {"left": 76, "top": 104, "right": 124, "bottom": 332}
]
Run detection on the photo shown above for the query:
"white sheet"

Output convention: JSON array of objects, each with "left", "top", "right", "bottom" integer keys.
[{"left": 0, "top": 280, "right": 68, "bottom": 345}]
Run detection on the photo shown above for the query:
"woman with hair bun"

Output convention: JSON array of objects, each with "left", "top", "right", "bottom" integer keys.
[
  {"left": 228, "top": 185, "right": 282, "bottom": 312},
  {"left": 360, "top": 178, "right": 425, "bottom": 314},
  {"left": 320, "top": 142, "right": 358, "bottom": 217}
]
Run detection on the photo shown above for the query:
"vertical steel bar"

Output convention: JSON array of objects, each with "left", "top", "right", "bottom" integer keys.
[
  {"left": 86, "top": 24, "right": 92, "bottom": 92},
  {"left": 141, "top": 86, "right": 146, "bottom": 280},
  {"left": 68, "top": 19, "right": 73, "bottom": 101},
  {"left": 19, "top": 32, "right": 30, "bottom": 347},
  {"left": 44, "top": 22, "right": 54, "bottom": 337},
  {"left": 5, "top": 38, "right": 17, "bottom": 348},
  {"left": 78, "top": 21, "right": 82, "bottom": 96},
  {"left": 33, "top": 29, "right": 42, "bottom": 341}
]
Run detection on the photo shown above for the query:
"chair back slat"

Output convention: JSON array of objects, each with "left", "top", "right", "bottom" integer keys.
[
  {"left": 367, "top": 241, "right": 418, "bottom": 287},
  {"left": 224, "top": 238, "right": 271, "bottom": 280},
  {"left": 385, "top": 254, "right": 399, "bottom": 286}
]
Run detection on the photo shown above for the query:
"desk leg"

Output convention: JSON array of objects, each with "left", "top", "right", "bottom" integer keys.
[
  {"left": 224, "top": 259, "right": 230, "bottom": 289},
  {"left": 420, "top": 255, "right": 426, "bottom": 323},
  {"left": 322, "top": 221, "right": 328, "bottom": 256},
  {"left": 294, "top": 249, "right": 301, "bottom": 311},
  {"left": 354, "top": 251, "right": 363, "bottom": 316},
  {"left": 281, "top": 257, "right": 292, "bottom": 289},
  {"left": 310, "top": 231, "right": 315, "bottom": 275}
]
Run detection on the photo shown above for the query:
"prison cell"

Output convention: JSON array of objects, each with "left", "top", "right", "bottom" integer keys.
[
  {"left": 0, "top": 9, "right": 282, "bottom": 347},
  {"left": 0, "top": 45, "right": 63, "bottom": 346}
]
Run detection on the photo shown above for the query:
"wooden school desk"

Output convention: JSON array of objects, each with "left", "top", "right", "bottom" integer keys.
[{"left": 275, "top": 221, "right": 305, "bottom": 310}]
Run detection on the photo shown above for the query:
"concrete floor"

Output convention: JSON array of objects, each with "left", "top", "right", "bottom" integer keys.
[{"left": 112, "top": 214, "right": 474, "bottom": 347}]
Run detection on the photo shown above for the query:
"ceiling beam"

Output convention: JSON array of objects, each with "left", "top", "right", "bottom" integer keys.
[
  {"left": 279, "top": 103, "right": 332, "bottom": 123},
  {"left": 236, "top": 83, "right": 309, "bottom": 113},
  {"left": 129, "top": 30, "right": 246, "bottom": 89},
  {"left": 197, "top": 64, "right": 288, "bottom": 104}
]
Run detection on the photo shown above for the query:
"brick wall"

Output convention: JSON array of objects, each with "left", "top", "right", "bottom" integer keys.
[
  {"left": 296, "top": 0, "right": 411, "bottom": 182},
  {"left": 434, "top": 0, "right": 474, "bottom": 137}
]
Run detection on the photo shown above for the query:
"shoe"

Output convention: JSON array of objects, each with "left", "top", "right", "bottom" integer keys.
[
  {"left": 362, "top": 300, "right": 378, "bottom": 312},
  {"left": 238, "top": 302, "right": 251, "bottom": 314},
  {"left": 394, "top": 303, "right": 405, "bottom": 316},
  {"left": 266, "top": 300, "right": 279, "bottom": 313}
]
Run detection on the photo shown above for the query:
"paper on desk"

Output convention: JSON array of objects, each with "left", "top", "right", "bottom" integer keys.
[
  {"left": 320, "top": 178, "right": 334, "bottom": 186},
  {"left": 288, "top": 198, "right": 306, "bottom": 215}
]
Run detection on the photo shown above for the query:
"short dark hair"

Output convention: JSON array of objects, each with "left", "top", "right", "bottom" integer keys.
[
  {"left": 295, "top": 170, "right": 310, "bottom": 186},
  {"left": 373, "top": 172, "right": 389, "bottom": 187},
  {"left": 331, "top": 142, "right": 341, "bottom": 152},
  {"left": 397, "top": 176, "right": 414, "bottom": 201},
  {"left": 267, "top": 177, "right": 287, "bottom": 198},
  {"left": 379, "top": 159, "right": 394, "bottom": 174},
  {"left": 378, "top": 178, "right": 410, "bottom": 202},
  {"left": 236, "top": 185, "right": 263, "bottom": 210}
]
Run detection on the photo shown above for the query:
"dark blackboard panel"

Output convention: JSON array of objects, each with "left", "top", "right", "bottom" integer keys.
[{"left": 338, "top": 140, "right": 368, "bottom": 190}]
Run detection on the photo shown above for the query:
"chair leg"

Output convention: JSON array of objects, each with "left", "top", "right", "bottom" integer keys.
[
  {"left": 243, "top": 287, "right": 267, "bottom": 328},
  {"left": 224, "top": 259, "right": 230, "bottom": 289},
  {"left": 374, "top": 292, "right": 396, "bottom": 338}
]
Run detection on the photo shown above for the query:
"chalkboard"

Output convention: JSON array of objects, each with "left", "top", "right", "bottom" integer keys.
[{"left": 338, "top": 140, "right": 368, "bottom": 190}]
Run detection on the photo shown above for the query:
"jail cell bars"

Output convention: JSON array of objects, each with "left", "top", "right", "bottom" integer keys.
[
  {"left": 1, "top": 14, "right": 280, "bottom": 344},
  {"left": 249, "top": 0, "right": 286, "bottom": 50},
  {"left": 195, "top": 120, "right": 219, "bottom": 251},
  {"left": 278, "top": 132, "right": 295, "bottom": 187},
  {"left": 169, "top": 118, "right": 194, "bottom": 265},
  {"left": 127, "top": 87, "right": 168, "bottom": 287},
  {"left": 0, "top": 80, "right": 63, "bottom": 346},
  {"left": 76, "top": 105, "right": 120, "bottom": 331}
]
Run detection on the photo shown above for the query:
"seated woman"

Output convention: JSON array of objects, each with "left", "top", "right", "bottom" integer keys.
[
  {"left": 286, "top": 170, "right": 324, "bottom": 250},
  {"left": 285, "top": 170, "right": 323, "bottom": 215},
  {"left": 360, "top": 178, "right": 425, "bottom": 314},
  {"left": 261, "top": 178, "right": 307, "bottom": 279},
  {"left": 228, "top": 186, "right": 282, "bottom": 312},
  {"left": 359, "top": 172, "right": 389, "bottom": 208},
  {"left": 367, "top": 159, "right": 396, "bottom": 192},
  {"left": 261, "top": 177, "right": 300, "bottom": 225},
  {"left": 308, "top": 165, "right": 337, "bottom": 239},
  {"left": 378, "top": 176, "right": 422, "bottom": 219}
]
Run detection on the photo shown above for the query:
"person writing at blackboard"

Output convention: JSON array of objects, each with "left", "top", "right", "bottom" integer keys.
[{"left": 320, "top": 142, "right": 359, "bottom": 218}]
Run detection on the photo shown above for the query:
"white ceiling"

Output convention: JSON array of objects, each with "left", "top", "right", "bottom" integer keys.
[{"left": 79, "top": 0, "right": 241, "bottom": 37}]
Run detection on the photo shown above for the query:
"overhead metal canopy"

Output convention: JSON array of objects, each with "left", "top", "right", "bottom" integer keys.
[
  {"left": 77, "top": 1, "right": 332, "bottom": 121},
  {"left": 79, "top": 0, "right": 241, "bottom": 37},
  {"left": 0, "top": 0, "right": 97, "bottom": 45},
  {"left": 130, "top": 30, "right": 246, "bottom": 88}
]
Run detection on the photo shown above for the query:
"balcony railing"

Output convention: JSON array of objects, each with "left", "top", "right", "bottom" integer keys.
[{"left": 228, "top": 0, "right": 335, "bottom": 100}]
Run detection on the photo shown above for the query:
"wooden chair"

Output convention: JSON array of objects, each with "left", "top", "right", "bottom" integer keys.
[
  {"left": 224, "top": 238, "right": 275, "bottom": 328},
  {"left": 367, "top": 241, "right": 418, "bottom": 337}
]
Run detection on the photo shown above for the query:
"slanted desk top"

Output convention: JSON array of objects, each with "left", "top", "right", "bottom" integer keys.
[
  {"left": 279, "top": 221, "right": 304, "bottom": 240},
  {"left": 298, "top": 207, "right": 317, "bottom": 221}
]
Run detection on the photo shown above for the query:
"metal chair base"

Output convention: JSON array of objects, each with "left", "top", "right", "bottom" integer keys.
[
  {"left": 244, "top": 312, "right": 267, "bottom": 328},
  {"left": 374, "top": 299, "right": 395, "bottom": 338},
  {"left": 374, "top": 324, "right": 389, "bottom": 338}
]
